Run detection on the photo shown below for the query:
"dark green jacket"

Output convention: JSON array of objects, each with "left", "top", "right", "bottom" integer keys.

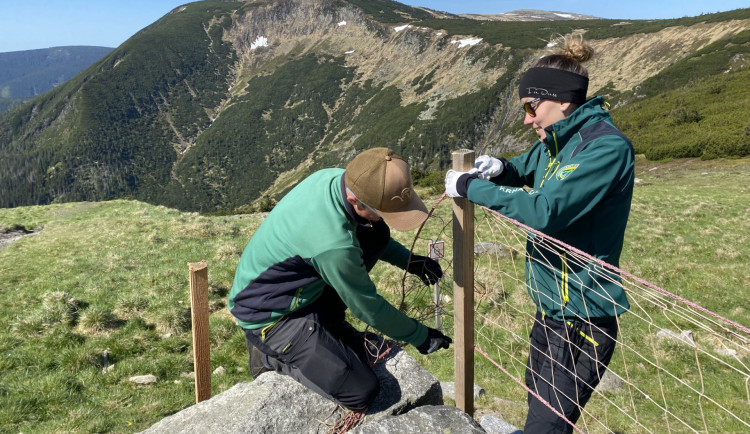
[
  {"left": 228, "top": 168, "right": 428, "bottom": 346},
  {"left": 467, "top": 97, "right": 633, "bottom": 321}
]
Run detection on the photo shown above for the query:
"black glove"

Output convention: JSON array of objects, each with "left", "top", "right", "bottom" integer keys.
[
  {"left": 406, "top": 255, "right": 443, "bottom": 286},
  {"left": 416, "top": 327, "right": 452, "bottom": 355}
]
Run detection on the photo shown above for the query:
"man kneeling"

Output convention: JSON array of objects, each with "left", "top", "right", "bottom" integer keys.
[{"left": 228, "top": 147, "right": 451, "bottom": 411}]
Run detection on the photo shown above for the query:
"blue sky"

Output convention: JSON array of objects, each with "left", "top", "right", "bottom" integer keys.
[{"left": 1, "top": 0, "right": 748, "bottom": 53}]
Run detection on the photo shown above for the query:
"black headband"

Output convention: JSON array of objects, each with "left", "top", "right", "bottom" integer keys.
[{"left": 518, "top": 67, "right": 589, "bottom": 104}]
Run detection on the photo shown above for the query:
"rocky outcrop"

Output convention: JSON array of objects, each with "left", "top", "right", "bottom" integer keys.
[
  {"left": 351, "top": 405, "right": 485, "bottom": 433},
  {"left": 140, "top": 346, "right": 489, "bottom": 433}
]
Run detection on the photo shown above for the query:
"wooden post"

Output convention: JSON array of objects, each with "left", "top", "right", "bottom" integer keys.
[
  {"left": 452, "top": 149, "right": 475, "bottom": 416},
  {"left": 188, "top": 260, "right": 211, "bottom": 403}
]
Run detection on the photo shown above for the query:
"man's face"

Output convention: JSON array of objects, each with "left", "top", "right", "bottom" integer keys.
[
  {"left": 345, "top": 190, "right": 383, "bottom": 222},
  {"left": 353, "top": 201, "right": 383, "bottom": 222}
]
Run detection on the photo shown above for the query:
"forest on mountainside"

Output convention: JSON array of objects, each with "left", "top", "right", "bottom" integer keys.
[{"left": 0, "top": 0, "right": 748, "bottom": 212}]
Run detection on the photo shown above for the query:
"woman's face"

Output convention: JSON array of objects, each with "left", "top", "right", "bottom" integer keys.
[{"left": 521, "top": 97, "right": 569, "bottom": 142}]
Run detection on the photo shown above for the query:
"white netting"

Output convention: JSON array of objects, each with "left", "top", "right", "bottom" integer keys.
[{"left": 400, "top": 195, "right": 750, "bottom": 433}]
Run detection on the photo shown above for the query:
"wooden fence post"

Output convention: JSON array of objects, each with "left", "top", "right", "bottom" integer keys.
[
  {"left": 452, "top": 149, "right": 475, "bottom": 416},
  {"left": 188, "top": 260, "right": 211, "bottom": 403}
]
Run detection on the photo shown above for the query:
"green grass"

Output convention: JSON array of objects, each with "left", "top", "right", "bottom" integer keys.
[
  {"left": 0, "top": 201, "right": 262, "bottom": 432},
  {"left": 1, "top": 157, "right": 749, "bottom": 431}
]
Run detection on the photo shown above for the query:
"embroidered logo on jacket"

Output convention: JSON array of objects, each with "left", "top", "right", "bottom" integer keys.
[{"left": 557, "top": 164, "right": 579, "bottom": 180}]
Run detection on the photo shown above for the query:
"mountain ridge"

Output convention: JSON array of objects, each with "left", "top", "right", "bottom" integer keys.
[
  {"left": 0, "top": 46, "right": 113, "bottom": 112},
  {"left": 460, "top": 9, "right": 601, "bottom": 21},
  {"left": 1, "top": 0, "right": 748, "bottom": 212}
]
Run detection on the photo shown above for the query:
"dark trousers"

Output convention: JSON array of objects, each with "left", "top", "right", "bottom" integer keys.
[
  {"left": 243, "top": 221, "right": 390, "bottom": 411},
  {"left": 523, "top": 312, "right": 618, "bottom": 434}
]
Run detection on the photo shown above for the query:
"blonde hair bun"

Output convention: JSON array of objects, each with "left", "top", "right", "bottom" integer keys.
[{"left": 552, "top": 35, "right": 594, "bottom": 64}]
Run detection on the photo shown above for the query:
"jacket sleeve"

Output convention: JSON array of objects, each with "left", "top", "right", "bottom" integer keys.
[
  {"left": 491, "top": 141, "right": 545, "bottom": 188},
  {"left": 309, "top": 246, "right": 428, "bottom": 346},
  {"left": 467, "top": 136, "right": 633, "bottom": 234},
  {"left": 379, "top": 238, "right": 412, "bottom": 269}
]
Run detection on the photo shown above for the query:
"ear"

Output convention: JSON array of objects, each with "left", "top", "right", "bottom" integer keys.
[
  {"left": 560, "top": 101, "right": 576, "bottom": 117},
  {"left": 345, "top": 191, "right": 359, "bottom": 207}
]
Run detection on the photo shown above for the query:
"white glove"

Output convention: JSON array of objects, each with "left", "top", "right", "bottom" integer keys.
[
  {"left": 445, "top": 169, "right": 477, "bottom": 198},
  {"left": 474, "top": 155, "right": 504, "bottom": 180}
]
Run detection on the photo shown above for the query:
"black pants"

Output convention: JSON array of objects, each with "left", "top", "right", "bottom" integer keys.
[
  {"left": 523, "top": 312, "right": 619, "bottom": 434},
  {"left": 243, "top": 221, "right": 390, "bottom": 411}
]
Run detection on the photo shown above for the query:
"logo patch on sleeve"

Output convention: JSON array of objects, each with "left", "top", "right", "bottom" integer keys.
[{"left": 557, "top": 164, "right": 579, "bottom": 180}]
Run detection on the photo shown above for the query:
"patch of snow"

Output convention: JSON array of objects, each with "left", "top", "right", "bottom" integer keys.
[
  {"left": 394, "top": 24, "right": 412, "bottom": 32},
  {"left": 250, "top": 36, "right": 268, "bottom": 50},
  {"left": 451, "top": 38, "right": 482, "bottom": 48},
  {"left": 554, "top": 13, "right": 574, "bottom": 18},
  {"left": 345, "top": 50, "right": 355, "bottom": 54},
  {"left": 436, "top": 32, "right": 443, "bottom": 36},
  {"left": 338, "top": 20, "right": 346, "bottom": 26}
]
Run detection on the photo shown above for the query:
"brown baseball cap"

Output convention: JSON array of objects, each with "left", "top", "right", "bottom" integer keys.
[{"left": 345, "top": 147, "right": 428, "bottom": 231}]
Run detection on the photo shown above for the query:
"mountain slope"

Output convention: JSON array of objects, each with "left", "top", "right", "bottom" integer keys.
[{"left": 1, "top": 0, "right": 749, "bottom": 212}]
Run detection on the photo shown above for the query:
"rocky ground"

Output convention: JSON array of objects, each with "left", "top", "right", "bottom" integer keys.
[{"left": 0, "top": 226, "right": 39, "bottom": 250}]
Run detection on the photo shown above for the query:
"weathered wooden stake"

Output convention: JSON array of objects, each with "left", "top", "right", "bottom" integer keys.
[
  {"left": 452, "top": 149, "right": 475, "bottom": 416},
  {"left": 188, "top": 260, "right": 211, "bottom": 403}
]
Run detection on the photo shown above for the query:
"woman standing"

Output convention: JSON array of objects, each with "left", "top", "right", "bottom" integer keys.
[{"left": 445, "top": 35, "right": 634, "bottom": 433}]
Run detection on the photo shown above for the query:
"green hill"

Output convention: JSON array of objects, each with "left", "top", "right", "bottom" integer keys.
[{"left": 1, "top": 0, "right": 749, "bottom": 213}]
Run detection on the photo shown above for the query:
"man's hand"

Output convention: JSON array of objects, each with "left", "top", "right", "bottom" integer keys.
[
  {"left": 416, "top": 327, "right": 452, "bottom": 354},
  {"left": 474, "top": 155, "right": 505, "bottom": 180},
  {"left": 407, "top": 255, "right": 443, "bottom": 286}
]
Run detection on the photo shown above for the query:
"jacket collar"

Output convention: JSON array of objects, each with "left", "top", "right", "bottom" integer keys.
[{"left": 543, "top": 96, "right": 606, "bottom": 156}]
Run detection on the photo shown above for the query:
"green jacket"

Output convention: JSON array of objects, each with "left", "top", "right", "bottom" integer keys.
[
  {"left": 228, "top": 168, "right": 428, "bottom": 347},
  {"left": 467, "top": 97, "right": 633, "bottom": 321}
]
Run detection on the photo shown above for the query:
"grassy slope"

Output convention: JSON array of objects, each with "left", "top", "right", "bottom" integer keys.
[
  {"left": 0, "top": 156, "right": 748, "bottom": 432},
  {"left": 0, "top": 201, "right": 262, "bottom": 432}
]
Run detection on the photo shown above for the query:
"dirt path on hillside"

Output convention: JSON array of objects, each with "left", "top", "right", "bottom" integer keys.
[{"left": 0, "top": 227, "right": 40, "bottom": 250}]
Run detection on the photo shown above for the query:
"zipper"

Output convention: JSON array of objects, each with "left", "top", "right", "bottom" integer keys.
[{"left": 540, "top": 131, "right": 561, "bottom": 188}]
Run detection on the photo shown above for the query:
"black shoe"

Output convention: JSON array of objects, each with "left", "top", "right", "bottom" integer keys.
[{"left": 249, "top": 345, "right": 272, "bottom": 378}]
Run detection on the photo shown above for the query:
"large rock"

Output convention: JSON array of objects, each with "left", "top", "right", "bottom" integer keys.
[
  {"left": 479, "top": 415, "right": 522, "bottom": 434},
  {"left": 140, "top": 346, "right": 462, "bottom": 433},
  {"left": 367, "top": 346, "right": 443, "bottom": 415},
  {"left": 352, "top": 405, "right": 485, "bottom": 433}
]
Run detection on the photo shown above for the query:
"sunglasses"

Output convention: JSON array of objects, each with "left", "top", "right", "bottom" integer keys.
[{"left": 523, "top": 97, "right": 543, "bottom": 117}]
